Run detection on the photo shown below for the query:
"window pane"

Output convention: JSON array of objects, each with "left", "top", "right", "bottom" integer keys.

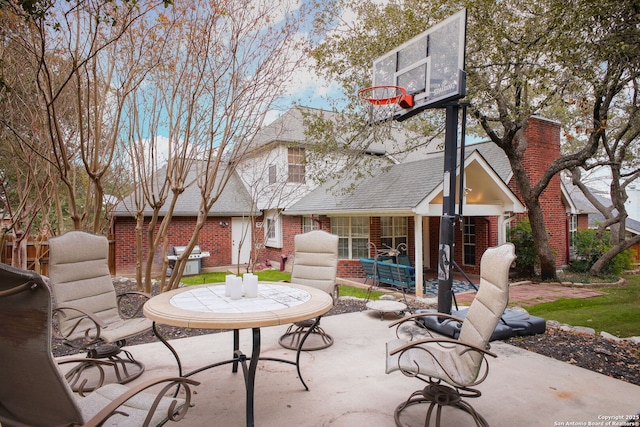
[
  {"left": 337, "top": 238, "right": 349, "bottom": 259},
  {"left": 351, "top": 217, "right": 369, "bottom": 237},
  {"left": 394, "top": 217, "right": 407, "bottom": 235},
  {"left": 463, "top": 218, "right": 475, "bottom": 265},
  {"left": 287, "top": 148, "right": 305, "bottom": 183},
  {"left": 331, "top": 217, "right": 349, "bottom": 237},
  {"left": 268, "top": 165, "right": 276, "bottom": 184},
  {"left": 302, "top": 216, "right": 318, "bottom": 233},
  {"left": 352, "top": 238, "right": 369, "bottom": 258},
  {"left": 381, "top": 217, "right": 393, "bottom": 237}
]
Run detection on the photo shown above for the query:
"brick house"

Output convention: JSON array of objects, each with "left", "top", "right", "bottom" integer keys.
[{"left": 111, "top": 107, "right": 589, "bottom": 281}]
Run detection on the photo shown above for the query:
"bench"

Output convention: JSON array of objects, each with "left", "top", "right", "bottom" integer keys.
[{"left": 359, "top": 258, "right": 416, "bottom": 292}]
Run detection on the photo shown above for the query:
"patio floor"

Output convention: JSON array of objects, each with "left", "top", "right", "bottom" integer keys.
[{"left": 59, "top": 309, "right": 640, "bottom": 427}]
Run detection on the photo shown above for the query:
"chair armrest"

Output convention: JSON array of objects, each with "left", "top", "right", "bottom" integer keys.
[
  {"left": 53, "top": 305, "right": 107, "bottom": 343},
  {"left": 83, "top": 376, "right": 200, "bottom": 427},
  {"left": 388, "top": 336, "right": 497, "bottom": 358},
  {"left": 116, "top": 291, "right": 151, "bottom": 319}
]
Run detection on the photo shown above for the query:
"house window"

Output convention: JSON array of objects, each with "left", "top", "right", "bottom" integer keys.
[
  {"left": 380, "top": 217, "right": 408, "bottom": 251},
  {"left": 331, "top": 217, "right": 369, "bottom": 259},
  {"left": 268, "top": 165, "right": 276, "bottom": 184},
  {"left": 302, "top": 216, "right": 319, "bottom": 233},
  {"left": 569, "top": 214, "right": 577, "bottom": 260},
  {"left": 463, "top": 217, "right": 476, "bottom": 265},
  {"left": 264, "top": 210, "right": 282, "bottom": 248},
  {"left": 287, "top": 147, "right": 305, "bottom": 183}
]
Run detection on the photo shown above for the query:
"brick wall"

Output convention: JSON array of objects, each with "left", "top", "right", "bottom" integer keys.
[{"left": 114, "top": 216, "right": 234, "bottom": 273}]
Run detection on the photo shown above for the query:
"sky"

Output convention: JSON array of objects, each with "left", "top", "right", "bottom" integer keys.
[{"left": 263, "top": 0, "right": 384, "bottom": 124}]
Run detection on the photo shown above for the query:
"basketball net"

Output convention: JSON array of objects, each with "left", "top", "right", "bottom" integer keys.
[{"left": 357, "top": 86, "right": 413, "bottom": 127}]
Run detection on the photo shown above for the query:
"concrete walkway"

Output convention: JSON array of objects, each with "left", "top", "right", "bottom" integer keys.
[{"left": 71, "top": 310, "right": 640, "bottom": 427}]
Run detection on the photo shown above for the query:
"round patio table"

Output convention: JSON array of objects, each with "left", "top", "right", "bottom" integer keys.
[{"left": 143, "top": 282, "right": 333, "bottom": 427}]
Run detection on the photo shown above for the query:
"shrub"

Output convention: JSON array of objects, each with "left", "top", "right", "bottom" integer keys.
[
  {"left": 508, "top": 220, "right": 537, "bottom": 277},
  {"left": 570, "top": 229, "right": 632, "bottom": 276}
]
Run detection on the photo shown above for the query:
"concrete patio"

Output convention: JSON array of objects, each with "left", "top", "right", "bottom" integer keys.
[{"left": 60, "top": 309, "right": 640, "bottom": 427}]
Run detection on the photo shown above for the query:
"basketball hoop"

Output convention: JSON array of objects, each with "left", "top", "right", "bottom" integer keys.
[{"left": 358, "top": 85, "right": 414, "bottom": 125}]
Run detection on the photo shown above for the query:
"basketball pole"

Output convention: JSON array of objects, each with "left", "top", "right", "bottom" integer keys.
[{"left": 437, "top": 102, "right": 460, "bottom": 315}]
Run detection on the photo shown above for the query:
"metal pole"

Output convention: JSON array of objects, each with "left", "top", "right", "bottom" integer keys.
[{"left": 437, "top": 103, "right": 460, "bottom": 315}]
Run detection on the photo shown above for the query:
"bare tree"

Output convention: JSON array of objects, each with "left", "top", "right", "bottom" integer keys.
[
  {"left": 117, "top": 0, "right": 309, "bottom": 292},
  {"left": 1, "top": 0, "right": 167, "bottom": 237}
]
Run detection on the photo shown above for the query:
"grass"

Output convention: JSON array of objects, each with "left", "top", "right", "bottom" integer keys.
[
  {"left": 338, "top": 285, "right": 383, "bottom": 300},
  {"left": 178, "top": 271, "right": 383, "bottom": 300},
  {"left": 179, "top": 270, "right": 291, "bottom": 285},
  {"left": 524, "top": 274, "right": 640, "bottom": 337}
]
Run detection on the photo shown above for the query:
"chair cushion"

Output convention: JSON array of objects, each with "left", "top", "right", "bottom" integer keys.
[
  {"left": 290, "top": 230, "right": 339, "bottom": 296},
  {"left": 98, "top": 317, "right": 153, "bottom": 343},
  {"left": 48, "top": 231, "right": 152, "bottom": 342},
  {"left": 385, "top": 338, "right": 477, "bottom": 388},
  {"left": 78, "top": 383, "right": 186, "bottom": 427}
]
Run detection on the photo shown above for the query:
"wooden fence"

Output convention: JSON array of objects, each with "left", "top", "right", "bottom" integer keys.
[{"left": 2, "top": 236, "right": 116, "bottom": 276}]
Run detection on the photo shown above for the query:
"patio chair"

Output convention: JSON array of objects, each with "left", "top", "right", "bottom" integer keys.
[
  {"left": 0, "top": 262, "right": 199, "bottom": 427},
  {"left": 278, "top": 230, "right": 339, "bottom": 351},
  {"left": 385, "top": 243, "right": 516, "bottom": 427},
  {"left": 48, "top": 231, "right": 152, "bottom": 391}
]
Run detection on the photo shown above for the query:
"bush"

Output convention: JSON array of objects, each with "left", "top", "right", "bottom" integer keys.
[
  {"left": 570, "top": 229, "right": 632, "bottom": 276},
  {"left": 508, "top": 220, "right": 537, "bottom": 277}
]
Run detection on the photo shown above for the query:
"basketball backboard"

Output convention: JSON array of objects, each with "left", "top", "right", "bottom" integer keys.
[{"left": 371, "top": 9, "right": 467, "bottom": 122}]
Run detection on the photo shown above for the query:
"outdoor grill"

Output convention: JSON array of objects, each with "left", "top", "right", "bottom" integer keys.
[{"left": 167, "top": 245, "right": 211, "bottom": 275}]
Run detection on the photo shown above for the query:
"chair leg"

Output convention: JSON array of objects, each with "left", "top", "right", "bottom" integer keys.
[
  {"left": 278, "top": 320, "right": 334, "bottom": 351},
  {"left": 393, "top": 383, "right": 489, "bottom": 427},
  {"left": 62, "top": 345, "right": 145, "bottom": 393}
]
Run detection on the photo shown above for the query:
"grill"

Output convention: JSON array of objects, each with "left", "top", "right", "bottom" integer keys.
[{"left": 167, "top": 245, "right": 211, "bottom": 275}]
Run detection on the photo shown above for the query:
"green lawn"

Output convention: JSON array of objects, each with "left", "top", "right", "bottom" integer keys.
[
  {"left": 179, "top": 270, "right": 291, "bottom": 285},
  {"left": 524, "top": 274, "right": 640, "bottom": 338}
]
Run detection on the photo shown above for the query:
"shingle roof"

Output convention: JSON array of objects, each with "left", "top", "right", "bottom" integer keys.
[
  {"left": 285, "top": 140, "right": 512, "bottom": 215},
  {"left": 113, "top": 161, "right": 257, "bottom": 217}
]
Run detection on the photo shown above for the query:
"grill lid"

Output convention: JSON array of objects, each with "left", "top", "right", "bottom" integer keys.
[{"left": 173, "top": 245, "right": 201, "bottom": 256}]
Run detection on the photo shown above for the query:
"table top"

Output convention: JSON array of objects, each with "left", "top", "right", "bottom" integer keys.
[{"left": 143, "top": 282, "right": 334, "bottom": 329}]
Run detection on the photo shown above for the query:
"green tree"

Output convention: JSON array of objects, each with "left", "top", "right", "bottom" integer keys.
[{"left": 309, "top": 0, "right": 639, "bottom": 280}]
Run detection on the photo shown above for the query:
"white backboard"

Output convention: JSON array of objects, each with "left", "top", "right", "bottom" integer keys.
[{"left": 371, "top": 9, "right": 467, "bottom": 121}]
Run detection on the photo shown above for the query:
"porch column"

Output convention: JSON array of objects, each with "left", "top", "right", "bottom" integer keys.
[{"left": 414, "top": 213, "right": 423, "bottom": 298}]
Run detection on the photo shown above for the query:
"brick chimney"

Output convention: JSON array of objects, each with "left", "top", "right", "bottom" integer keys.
[{"left": 511, "top": 116, "right": 568, "bottom": 267}]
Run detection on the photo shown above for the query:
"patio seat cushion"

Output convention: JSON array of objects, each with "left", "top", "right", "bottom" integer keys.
[
  {"left": 48, "top": 231, "right": 152, "bottom": 342},
  {"left": 78, "top": 383, "right": 186, "bottom": 427},
  {"left": 386, "top": 338, "right": 477, "bottom": 387}
]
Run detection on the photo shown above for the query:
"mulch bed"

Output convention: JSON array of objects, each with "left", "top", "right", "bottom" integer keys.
[{"left": 52, "top": 285, "right": 640, "bottom": 387}]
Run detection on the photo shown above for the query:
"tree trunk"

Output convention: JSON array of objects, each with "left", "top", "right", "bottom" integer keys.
[
  {"left": 527, "top": 203, "right": 558, "bottom": 280},
  {"left": 508, "top": 148, "right": 559, "bottom": 281},
  {"left": 590, "top": 234, "right": 640, "bottom": 276}
]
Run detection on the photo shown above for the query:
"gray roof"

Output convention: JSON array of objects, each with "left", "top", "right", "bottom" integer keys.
[
  {"left": 561, "top": 176, "right": 640, "bottom": 234},
  {"left": 285, "top": 140, "right": 512, "bottom": 215},
  {"left": 251, "top": 106, "right": 322, "bottom": 149},
  {"left": 113, "top": 161, "right": 257, "bottom": 217}
]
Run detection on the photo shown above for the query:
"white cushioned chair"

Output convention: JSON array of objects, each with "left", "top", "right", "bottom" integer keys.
[
  {"left": 386, "top": 243, "right": 516, "bottom": 427},
  {"left": 278, "top": 230, "right": 339, "bottom": 351},
  {"left": 48, "top": 231, "right": 153, "bottom": 391},
  {"left": 0, "top": 262, "right": 199, "bottom": 427}
]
